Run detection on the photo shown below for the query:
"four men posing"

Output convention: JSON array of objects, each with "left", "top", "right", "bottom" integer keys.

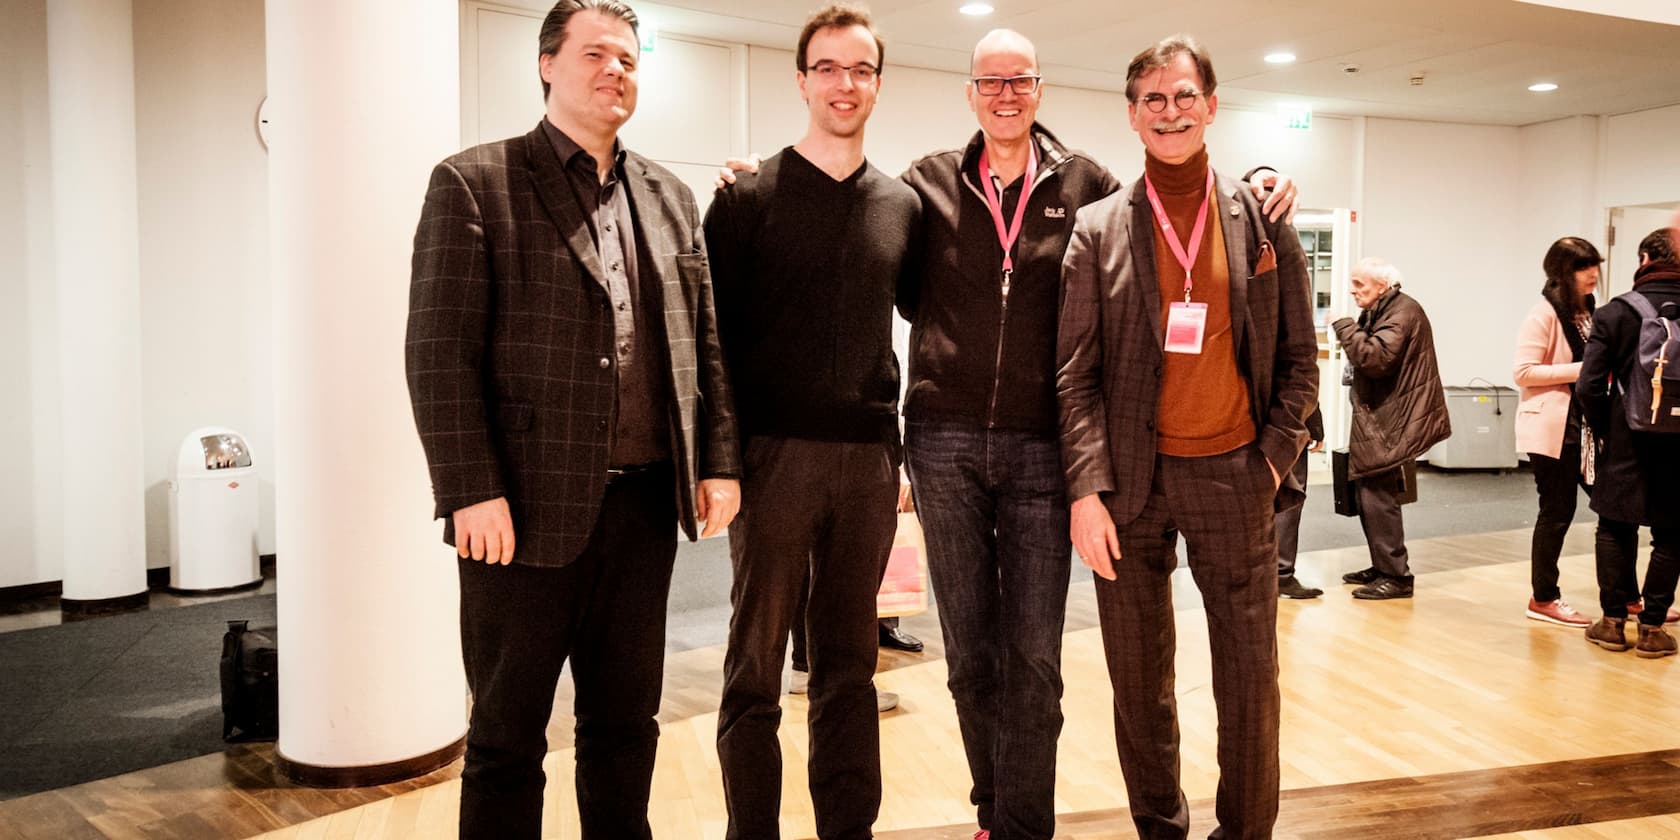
[{"left": 408, "top": 1, "right": 1313, "bottom": 838}]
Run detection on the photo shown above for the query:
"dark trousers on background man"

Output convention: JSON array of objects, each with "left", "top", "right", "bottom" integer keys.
[
  {"left": 717, "top": 437, "right": 897, "bottom": 840},
  {"left": 1356, "top": 466, "right": 1411, "bottom": 578},
  {"left": 1275, "top": 452, "right": 1309, "bottom": 577},
  {"left": 1596, "top": 520, "right": 1679, "bottom": 622},
  {"left": 1529, "top": 445, "right": 1584, "bottom": 602},
  {"left": 456, "top": 465, "right": 677, "bottom": 840},
  {"left": 904, "top": 420, "right": 1071, "bottom": 840},
  {"left": 1096, "top": 447, "right": 1280, "bottom": 840}
]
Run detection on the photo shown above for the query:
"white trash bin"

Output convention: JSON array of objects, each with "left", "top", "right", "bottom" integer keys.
[{"left": 169, "top": 427, "right": 261, "bottom": 592}]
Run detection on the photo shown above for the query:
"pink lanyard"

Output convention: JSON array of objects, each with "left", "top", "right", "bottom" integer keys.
[
  {"left": 979, "top": 146, "right": 1038, "bottom": 274},
  {"left": 1143, "top": 168, "right": 1215, "bottom": 303}
]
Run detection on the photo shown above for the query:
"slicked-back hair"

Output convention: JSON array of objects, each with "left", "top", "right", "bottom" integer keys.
[
  {"left": 795, "top": 4, "right": 884, "bottom": 74},
  {"left": 1540, "top": 236, "right": 1602, "bottom": 318},
  {"left": 539, "top": 0, "right": 640, "bottom": 101},
  {"left": 1125, "top": 34, "right": 1216, "bottom": 103},
  {"left": 1639, "top": 227, "right": 1678, "bottom": 266}
]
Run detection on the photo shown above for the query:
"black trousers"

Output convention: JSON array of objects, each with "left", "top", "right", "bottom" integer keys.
[
  {"left": 1528, "top": 446, "right": 1583, "bottom": 603},
  {"left": 1356, "top": 466, "right": 1410, "bottom": 578},
  {"left": 718, "top": 437, "right": 897, "bottom": 840},
  {"left": 1274, "top": 450, "right": 1309, "bottom": 576},
  {"left": 456, "top": 466, "right": 677, "bottom": 840},
  {"left": 1096, "top": 446, "right": 1280, "bottom": 840},
  {"left": 1595, "top": 518, "right": 1680, "bottom": 624}
]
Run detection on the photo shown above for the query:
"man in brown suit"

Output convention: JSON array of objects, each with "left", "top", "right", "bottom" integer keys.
[
  {"left": 1055, "top": 34, "right": 1318, "bottom": 840},
  {"left": 404, "top": 2, "right": 740, "bottom": 838}
]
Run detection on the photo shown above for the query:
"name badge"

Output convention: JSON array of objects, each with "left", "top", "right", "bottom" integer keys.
[{"left": 1164, "top": 301, "right": 1208, "bottom": 355}]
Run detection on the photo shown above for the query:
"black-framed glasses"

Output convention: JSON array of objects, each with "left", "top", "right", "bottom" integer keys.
[
  {"left": 971, "top": 75, "right": 1042, "bottom": 96},
  {"left": 807, "top": 61, "right": 879, "bottom": 84},
  {"left": 1137, "top": 89, "right": 1203, "bottom": 113}
]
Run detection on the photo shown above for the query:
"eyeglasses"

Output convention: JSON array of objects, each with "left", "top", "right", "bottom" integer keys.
[
  {"left": 1137, "top": 89, "right": 1204, "bottom": 113},
  {"left": 806, "top": 61, "right": 879, "bottom": 84},
  {"left": 971, "top": 75, "right": 1042, "bottom": 96}
]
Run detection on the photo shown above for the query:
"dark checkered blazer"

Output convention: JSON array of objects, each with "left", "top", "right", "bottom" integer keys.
[
  {"left": 1056, "top": 171, "right": 1319, "bottom": 524},
  {"left": 406, "top": 122, "right": 741, "bottom": 567}
]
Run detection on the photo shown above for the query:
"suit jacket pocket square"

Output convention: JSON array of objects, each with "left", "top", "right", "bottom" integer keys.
[{"left": 1254, "top": 241, "right": 1277, "bottom": 275}]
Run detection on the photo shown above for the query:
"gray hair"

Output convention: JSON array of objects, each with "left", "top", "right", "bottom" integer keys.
[{"left": 1352, "top": 257, "right": 1402, "bottom": 290}]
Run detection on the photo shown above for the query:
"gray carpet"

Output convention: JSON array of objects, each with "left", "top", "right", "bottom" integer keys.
[
  {"left": 0, "top": 594, "right": 274, "bottom": 800},
  {"left": 0, "top": 465, "right": 1587, "bottom": 800}
]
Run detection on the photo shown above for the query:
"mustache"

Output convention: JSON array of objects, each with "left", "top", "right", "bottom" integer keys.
[{"left": 1150, "top": 117, "right": 1196, "bottom": 132}]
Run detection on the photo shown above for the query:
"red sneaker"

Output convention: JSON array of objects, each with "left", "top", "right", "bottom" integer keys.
[
  {"left": 1626, "top": 600, "right": 1680, "bottom": 625},
  {"left": 974, "top": 832, "right": 990, "bottom": 840},
  {"left": 1527, "top": 598, "right": 1590, "bottom": 627}
]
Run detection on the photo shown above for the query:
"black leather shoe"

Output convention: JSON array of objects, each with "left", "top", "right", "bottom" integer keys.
[
  {"left": 879, "top": 624, "right": 924, "bottom": 653},
  {"left": 1342, "top": 566, "right": 1382, "bottom": 585},
  {"left": 1278, "top": 575, "right": 1323, "bottom": 599},
  {"left": 1353, "top": 575, "right": 1414, "bottom": 600}
]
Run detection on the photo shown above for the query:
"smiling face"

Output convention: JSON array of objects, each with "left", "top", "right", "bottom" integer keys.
[
  {"left": 1127, "top": 52, "right": 1217, "bottom": 165},
  {"left": 796, "top": 24, "right": 881, "bottom": 141},
  {"left": 967, "top": 32, "right": 1041, "bottom": 147},
  {"left": 539, "top": 10, "right": 640, "bottom": 139}
]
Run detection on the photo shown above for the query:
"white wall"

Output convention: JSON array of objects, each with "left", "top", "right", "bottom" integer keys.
[
  {"left": 1360, "top": 119, "right": 1527, "bottom": 387},
  {"left": 1603, "top": 103, "right": 1680, "bottom": 209},
  {"left": 133, "top": 0, "right": 272, "bottom": 572}
]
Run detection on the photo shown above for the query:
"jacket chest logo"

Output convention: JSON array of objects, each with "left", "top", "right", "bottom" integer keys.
[{"left": 1043, "top": 207, "right": 1066, "bottom": 219}]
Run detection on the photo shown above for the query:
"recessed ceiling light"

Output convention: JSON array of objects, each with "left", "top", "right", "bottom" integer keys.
[
  {"left": 959, "top": 2, "right": 994, "bottom": 15},
  {"left": 1528, "top": 82, "right": 1558, "bottom": 92},
  {"left": 1264, "top": 52, "right": 1297, "bottom": 65}
]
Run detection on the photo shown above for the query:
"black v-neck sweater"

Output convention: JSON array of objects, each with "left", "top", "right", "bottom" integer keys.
[{"left": 703, "top": 147, "right": 922, "bottom": 444}]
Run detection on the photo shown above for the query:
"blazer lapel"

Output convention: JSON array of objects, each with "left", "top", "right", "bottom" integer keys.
[
  {"left": 1217, "top": 173, "right": 1251, "bottom": 362},
  {"left": 525, "top": 123, "right": 609, "bottom": 294},
  {"left": 1128, "top": 181, "right": 1165, "bottom": 350},
  {"left": 627, "top": 156, "right": 681, "bottom": 315}
]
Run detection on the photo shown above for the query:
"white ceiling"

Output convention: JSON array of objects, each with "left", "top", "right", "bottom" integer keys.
[{"left": 609, "top": 0, "right": 1680, "bottom": 126}]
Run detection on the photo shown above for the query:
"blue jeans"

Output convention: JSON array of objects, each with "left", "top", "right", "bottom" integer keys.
[{"left": 904, "top": 419, "right": 1070, "bottom": 840}]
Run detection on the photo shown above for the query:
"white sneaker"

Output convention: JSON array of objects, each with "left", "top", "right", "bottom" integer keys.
[
  {"left": 876, "top": 689, "right": 898, "bottom": 713},
  {"left": 788, "top": 669, "right": 809, "bottom": 695}
]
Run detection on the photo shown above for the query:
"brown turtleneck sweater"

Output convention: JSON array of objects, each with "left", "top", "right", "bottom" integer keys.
[{"left": 1146, "top": 147, "right": 1255, "bottom": 456}]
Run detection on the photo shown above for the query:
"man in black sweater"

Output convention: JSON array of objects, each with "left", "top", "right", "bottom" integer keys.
[{"left": 702, "top": 6, "right": 921, "bottom": 839}]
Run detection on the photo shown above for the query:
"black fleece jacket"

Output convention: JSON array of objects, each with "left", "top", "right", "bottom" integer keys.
[{"left": 898, "top": 124, "right": 1122, "bottom": 433}]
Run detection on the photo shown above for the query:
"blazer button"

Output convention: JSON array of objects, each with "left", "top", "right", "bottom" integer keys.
[
  {"left": 1154, "top": 366, "right": 1163, "bottom": 377},
  {"left": 599, "top": 357, "right": 611, "bottom": 369},
  {"left": 596, "top": 419, "right": 608, "bottom": 432},
  {"left": 1146, "top": 420, "right": 1156, "bottom": 431}
]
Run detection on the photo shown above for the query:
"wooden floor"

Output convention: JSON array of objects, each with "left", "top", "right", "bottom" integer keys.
[{"left": 6, "top": 526, "right": 1680, "bottom": 839}]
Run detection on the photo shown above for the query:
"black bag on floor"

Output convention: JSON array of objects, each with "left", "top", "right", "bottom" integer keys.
[{"left": 220, "top": 619, "right": 278, "bottom": 742}]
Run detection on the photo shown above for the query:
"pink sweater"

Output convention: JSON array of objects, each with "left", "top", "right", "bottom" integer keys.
[{"left": 1512, "top": 299, "right": 1582, "bottom": 459}]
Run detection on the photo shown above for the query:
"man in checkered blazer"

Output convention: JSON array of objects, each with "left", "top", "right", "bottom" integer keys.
[
  {"left": 1056, "top": 35, "right": 1318, "bottom": 840},
  {"left": 404, "top": 2, "right": 740, "bottom": 838}
]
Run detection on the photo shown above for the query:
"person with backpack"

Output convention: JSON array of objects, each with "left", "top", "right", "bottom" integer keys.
[{"left": 1579, "top": 227, "right": 1680, "bottom": 658}]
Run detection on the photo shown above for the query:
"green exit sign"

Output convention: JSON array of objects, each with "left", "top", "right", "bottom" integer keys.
[{"left": 1278, "top": 104, "right": 1312, "bottom": 130}]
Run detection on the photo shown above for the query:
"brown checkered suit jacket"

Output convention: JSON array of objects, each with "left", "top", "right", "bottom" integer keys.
[
  {"left": 1056, "top": 171, "right": 1319, "bottom": 524},
  {"left": 406, "top": 122, "right": 741, "bottom": 567}
]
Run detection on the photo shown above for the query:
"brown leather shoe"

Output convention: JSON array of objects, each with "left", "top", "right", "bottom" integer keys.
[
  {"left": 1586, "top": 617, "right": 1629, "bottom": 652},
  {"left": 1636, "top": 624, "right": 1678, "bottom": 659}
]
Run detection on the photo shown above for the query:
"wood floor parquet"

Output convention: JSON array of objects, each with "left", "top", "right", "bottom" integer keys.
[{"left": 1, "top": 525, "right": 1665, "bottom": 840}]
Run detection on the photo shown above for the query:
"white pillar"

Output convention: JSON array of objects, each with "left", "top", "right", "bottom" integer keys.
[
  {"left": 266, "top": 0, "right": 467, "bottom": 780},
  {"left": 46, "top": 0, "right": 148, "bottom": 610}
]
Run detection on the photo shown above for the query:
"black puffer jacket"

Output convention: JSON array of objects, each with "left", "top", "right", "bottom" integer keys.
[
  {"left": 1333, "top": 288, "right": 1451, "bottom": 479},
  {"left": 898, "top": 125, "right": 1122, "bottom": 432},
  {"left": 1578, "top": 267, "right": 1680, "bottom": 527}
]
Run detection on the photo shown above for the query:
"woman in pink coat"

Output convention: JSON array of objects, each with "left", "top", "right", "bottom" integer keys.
[{"left": 1513, "top": 237, "right": 1601, "bottom": 627}]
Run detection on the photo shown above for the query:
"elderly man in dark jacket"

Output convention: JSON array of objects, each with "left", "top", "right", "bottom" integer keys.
[
  {"left": 1578, "top": 230, "right": 1680, "bottom": 658},
  {"left": 1332, "top": 258, "right": 1451, "bottom": 600}
]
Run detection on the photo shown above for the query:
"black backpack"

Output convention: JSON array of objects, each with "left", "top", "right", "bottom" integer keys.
[
  {"left": 1621, "top": 291, "right": 1680, "bottom": 434},
  {"left": 219, "top": 620, "right": 278, "bottom": 742}
]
